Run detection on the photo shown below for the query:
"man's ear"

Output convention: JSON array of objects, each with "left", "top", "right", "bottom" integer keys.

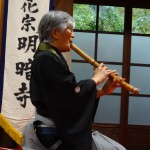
[{"left": 51, "top": 29, "right": 60, "bottom": 40}]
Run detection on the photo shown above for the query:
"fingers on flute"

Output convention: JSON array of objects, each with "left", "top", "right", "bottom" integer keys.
[
  {"left": 99, "top": 63, "right": 105, "bottom": 67},
  {"left": 107, "top": 69, "right": 117, "bottom": 76},
  {"left": 99, "top": 63, "right": 113, "bottom": 71},
  {"left": 110, "top": 71, "right": 119, "bottom": 76},
  {"left": 98, "top": 63, "right": 120, "bottom": 77}
]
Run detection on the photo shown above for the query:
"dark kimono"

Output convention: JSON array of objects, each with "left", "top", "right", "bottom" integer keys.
[{"left": 30, "top": 42, "right": 99, "bottom": 150}]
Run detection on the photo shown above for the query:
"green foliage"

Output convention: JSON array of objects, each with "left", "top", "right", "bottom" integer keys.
[
  {"left": 98, "top": 6, "right": 124, "bottom": 32},
  {"left": 73, "top": 4, "right": 124, "bottom": 32},
  {"left": 73, "top": 4, "right": 96, "bottom": 30},
  {"left": 73, "top": 4, "right": 150, "bottom": 34},
  {"left": 132, "top": 8, "right": 150, "bottom": 34}
]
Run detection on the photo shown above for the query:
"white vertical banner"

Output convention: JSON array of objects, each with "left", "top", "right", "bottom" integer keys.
[{"left": 1, "top": 0, "right": 51, "bottom": 132}]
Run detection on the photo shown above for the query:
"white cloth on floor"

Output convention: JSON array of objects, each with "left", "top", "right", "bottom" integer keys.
[{"left": 92, "top": 131, "right": 126, "bottom": 150}]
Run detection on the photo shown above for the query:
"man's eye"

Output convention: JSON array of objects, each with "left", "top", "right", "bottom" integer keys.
[{"left": 69, "top": 28, "right": 73, "bottom": 32}]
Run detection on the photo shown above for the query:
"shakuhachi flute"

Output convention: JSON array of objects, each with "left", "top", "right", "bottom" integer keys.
[{"left": 70, "top": 43, "right": 139, "bottom": 95}]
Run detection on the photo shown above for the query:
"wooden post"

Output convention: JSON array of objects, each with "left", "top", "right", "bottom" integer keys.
[{"left": 54, "top": 0, "right": 74, "bottom": 15}]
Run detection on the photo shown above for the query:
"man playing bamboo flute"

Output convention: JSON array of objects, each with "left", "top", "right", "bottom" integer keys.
[{"left": 22, "top": 10, "right": 123, "bottom": 150}]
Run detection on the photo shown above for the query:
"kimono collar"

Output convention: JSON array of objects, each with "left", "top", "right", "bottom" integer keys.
[{"left": 37, "top": 42, "right": 60, "bottom": 58}]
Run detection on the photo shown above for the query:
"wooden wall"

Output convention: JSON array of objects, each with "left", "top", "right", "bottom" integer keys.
[{"left": 54, "top": 0, "right": 74, "bottom": 15}]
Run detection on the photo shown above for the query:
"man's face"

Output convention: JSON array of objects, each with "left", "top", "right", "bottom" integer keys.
[{"left": 57, "top": 26, "right": 74, "bottom": 52}]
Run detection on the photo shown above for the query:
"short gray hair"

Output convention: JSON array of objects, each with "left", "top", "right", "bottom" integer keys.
[{"left": 38, "top": 11, "right": 75, "bottom": 42}]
